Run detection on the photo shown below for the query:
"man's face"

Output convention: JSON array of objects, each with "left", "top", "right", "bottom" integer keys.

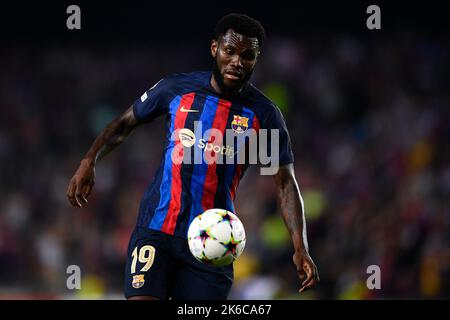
[{"left": 211, "top": 29, "right": 260, "bottom": 95}]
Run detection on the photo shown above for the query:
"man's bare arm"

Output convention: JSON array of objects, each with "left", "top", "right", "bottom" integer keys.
[
  {"left": 67, "top": 106, "right": 139, "bottom": 208},
  {"left": 273, "top": 163, "right": 309, "bottom": 252},
  {"left": 84, "top": 106, "right": 139, "bottom": 165},
  {"left": 273, "top": 163, "right": 319, "bottom": 292}
]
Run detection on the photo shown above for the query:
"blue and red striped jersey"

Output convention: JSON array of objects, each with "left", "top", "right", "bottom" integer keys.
[{"left": 132, "top": 71, "right": 294, "bottom": 238}]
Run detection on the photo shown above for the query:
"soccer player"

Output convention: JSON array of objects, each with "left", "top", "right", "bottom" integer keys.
[{"left": 67, "top": 13, "right": 319, "bottom": 299}]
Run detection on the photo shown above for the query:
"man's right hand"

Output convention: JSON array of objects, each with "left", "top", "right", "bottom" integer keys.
[
  {"left": 66, "top": 106, "right": 139, "bottom": 208},
  {"left": 67, "top": 159, "right": 96, "bottom": 208}
]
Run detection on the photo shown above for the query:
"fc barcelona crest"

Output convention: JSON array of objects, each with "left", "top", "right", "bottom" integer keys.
[
  {"left": 132, "top": 274, "right": 145, "bottom": 289},
  {"left": 231, "top": 115, "right": 249, "bottom": 133}
]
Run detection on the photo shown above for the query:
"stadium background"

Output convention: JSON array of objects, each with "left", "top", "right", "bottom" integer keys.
[{"left": 0, "top": 1, "right": 449, "bottom": 299}]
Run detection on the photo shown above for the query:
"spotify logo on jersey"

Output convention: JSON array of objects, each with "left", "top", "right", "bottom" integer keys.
[
  {"left": 179, "top": 129, "right": 196, "bottom": 147},
  {"left": 178, "top": 128, "right": 237, "bottom": 158}
]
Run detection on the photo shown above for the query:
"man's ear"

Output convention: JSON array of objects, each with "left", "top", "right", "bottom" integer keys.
[{"left": 211, "top": 40, "right": 218, "bottom": 58}]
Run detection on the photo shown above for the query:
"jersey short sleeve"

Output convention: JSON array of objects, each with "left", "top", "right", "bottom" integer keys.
[
  {"left": 132, "top": 77, "right": 173, "bottom": 123},
  {"left": 262, "top": 105, "right": 294, "bottom": 167}
]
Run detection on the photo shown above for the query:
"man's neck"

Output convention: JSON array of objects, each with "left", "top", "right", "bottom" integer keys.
[{"left": 210, "top": 74, "right": 223, "bottom": 95}]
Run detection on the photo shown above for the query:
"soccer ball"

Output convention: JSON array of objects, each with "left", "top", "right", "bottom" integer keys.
[{"left": 187, "top": 209, "right": 246, "bottom": 267}]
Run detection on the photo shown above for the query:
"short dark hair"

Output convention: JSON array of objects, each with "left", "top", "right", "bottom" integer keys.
[{"left": 214, "top": 13, "right": 266, "bottom": 48}]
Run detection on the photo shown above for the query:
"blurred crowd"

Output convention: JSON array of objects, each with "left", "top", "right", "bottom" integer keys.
[{"left": 0, "top": 30, "right": 449, "bottom": 299}]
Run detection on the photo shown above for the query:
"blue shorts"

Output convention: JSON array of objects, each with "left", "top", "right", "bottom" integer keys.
[{"left": 124, "top": 227, "right": 234, "bottom": 300}]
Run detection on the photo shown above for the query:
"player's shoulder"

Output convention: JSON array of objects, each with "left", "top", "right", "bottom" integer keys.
[
  {"left": 244, "top": 83, "right": 284, "bottom": 118},
  {"left": 146, "top": 71, "right": 208, "bottom": 97},
  {"left": 160, "top": 71, "right": 209, "bottom": 88}
]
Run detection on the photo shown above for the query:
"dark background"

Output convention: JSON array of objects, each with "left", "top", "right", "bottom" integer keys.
[{"left": 1, "top": 1, "right": 449, "bottom": 42}]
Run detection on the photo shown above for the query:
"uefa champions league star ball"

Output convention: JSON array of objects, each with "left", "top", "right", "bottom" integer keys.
[{"left": 187, "top": 209, "right": 246, "bottom": 267}]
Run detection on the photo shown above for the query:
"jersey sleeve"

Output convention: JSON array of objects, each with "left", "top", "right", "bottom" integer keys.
[
  {"left": 132, "top": 77, "right": 173, "bottom": 123},
  {"left": 263, "top": 105, "right": 294, "bottom": 167}
]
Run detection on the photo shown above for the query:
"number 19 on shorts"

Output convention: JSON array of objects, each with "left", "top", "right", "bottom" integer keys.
[{"left": 131, "top": 245, "right": 155, "bottom": 274}]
